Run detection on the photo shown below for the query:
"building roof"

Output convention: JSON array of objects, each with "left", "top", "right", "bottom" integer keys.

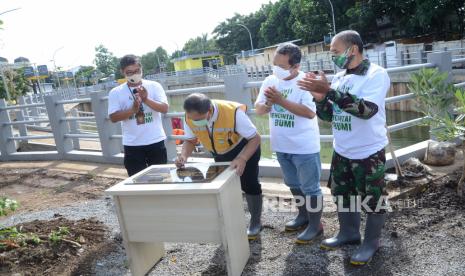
[
  {"left": 14, "top": 56, "right": 30, "bottom": 63},
  {"left": 260, "top": 39, "right": 302, "bottom": 50},
  {"left": 171, "top": 52, "right": 221, "bottom": 62},
  {"left": 236, "top": 39, "right": 302, "bottom": 58}
]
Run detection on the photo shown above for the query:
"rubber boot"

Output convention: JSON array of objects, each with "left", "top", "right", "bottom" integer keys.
[
  {"left": 350, "top": 213, "right": 386, "bottom": 265},
  {"left": 320, "top": 211, "right": 361, "bottom": 250},
  {"left": 245, "top": 194, "right": 262, "bottom": 241},
  {"left": 296, "top": 196, "right": 324, "bottom": 244},
  {"left": 285, "top": 188, "right": 309, "bottom": 232}
]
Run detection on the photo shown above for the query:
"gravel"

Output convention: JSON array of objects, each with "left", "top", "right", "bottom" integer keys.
[{"left": 2, "top": 192, "right": 464, "bottom": 276}]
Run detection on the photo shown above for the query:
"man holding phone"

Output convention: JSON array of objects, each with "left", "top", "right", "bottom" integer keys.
[{"left": 108, "top": 54, "right": 169, "bottom": 176}]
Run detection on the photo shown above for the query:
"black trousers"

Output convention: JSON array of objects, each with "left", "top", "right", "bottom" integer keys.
[
  {"left": 124, "top": 140, "right": 167, "bottom": 176},
  {"left": 213, "top": 139, "right": 262, "bottom": 195}
]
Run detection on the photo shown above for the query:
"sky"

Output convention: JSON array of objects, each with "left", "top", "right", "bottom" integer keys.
[{"left": 0, "top": 0, "right": 273, "bottom": 71}]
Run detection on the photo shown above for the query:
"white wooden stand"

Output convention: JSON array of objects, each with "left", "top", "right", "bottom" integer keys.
[{"left": 105, "top": 162, "right": 250, "bottom": 276}]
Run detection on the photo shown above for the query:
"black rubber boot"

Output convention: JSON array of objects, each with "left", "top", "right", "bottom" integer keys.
[
  {"left": 285, "top": 188, "right": 309, "bottom": 232},
  {"left": 350, "top": 213, "right": 386, "bottom": 265},
  {"left": 296, "top": 196, "right": 324, "bottom": 244},
  {"left": 320, "top": 211, "right": 361, "bottom": 250},
  {"left": 245, "top": 194, "right": 263, "bottom": 241}
]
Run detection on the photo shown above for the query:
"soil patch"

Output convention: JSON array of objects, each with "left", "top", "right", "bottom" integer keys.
[
  {"left": 0, "top": 216, "right": 116, "bottom": 276},
  {"left": 0, "top": 168, "right": 118, "bottom": 215}
]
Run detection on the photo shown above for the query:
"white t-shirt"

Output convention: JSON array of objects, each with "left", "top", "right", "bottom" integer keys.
[
  {"left": 184, "top": 102, "right": 257, "bottom": 140},
  {"left": 330, "top": 63, "right": 390, "bottom": 159},
  {"left": 256, "top": 72, "right": 320, "bottom": 154},
  {"left": 108, "top": 80, "right": 168, "bottom": 146}
]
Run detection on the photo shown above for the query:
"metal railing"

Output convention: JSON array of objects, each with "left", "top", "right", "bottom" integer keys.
[
  {"left": 146, "top": 65, "right": 248, "bottom": 81},
  {"left": 0, "top": 52, "right": 463, "bottom": 174},
  {"left": 243, "top": 46, "right": 465, "bottom": 78},
  {"left": 168, "top": 61, "right": 438, "bottom": 145},
  {"left": 452, "top": 57, "right": 465, "bottom": 65}
]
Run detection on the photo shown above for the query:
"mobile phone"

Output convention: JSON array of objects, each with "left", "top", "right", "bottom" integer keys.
[{"left": 131, "top": 88, "right": 144, "bottom": 112}]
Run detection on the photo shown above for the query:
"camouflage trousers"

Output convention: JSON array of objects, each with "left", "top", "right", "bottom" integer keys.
[{"left": 329, "top": 149, "right": 388, "bottom": 213}]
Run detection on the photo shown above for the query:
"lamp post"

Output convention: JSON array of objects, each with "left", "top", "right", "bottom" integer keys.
[
  {"left": 327, "top": 0, "right": 336, "bottom": 36},
  {"left": 0, "top": 7, "right": 21, "bottom": 16},
  {"left": 168, "top": 41, "right": 181, "bottom": 72},
  {"left": 236, "top": 24, "right": 254, "bottom": 55},
  {"left": 153, "top": 49, "right": 162, "bottom": 73},
  {"left": 170, "top": 41, "right": 180, "bottom": 58},
  {"left": 51, "top": 46, "right": 64, "bottom": 89}
]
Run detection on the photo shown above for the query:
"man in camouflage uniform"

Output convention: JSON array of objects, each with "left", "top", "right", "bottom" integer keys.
[{"left": 298, "top": 30, "right": 391, "bottom": 265}]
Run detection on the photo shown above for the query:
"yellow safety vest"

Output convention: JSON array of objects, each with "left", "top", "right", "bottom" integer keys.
[{"left": 185, "top": 100, "right": 247, "bottom": 155}]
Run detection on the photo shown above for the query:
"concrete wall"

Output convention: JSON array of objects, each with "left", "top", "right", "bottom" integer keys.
[
  {"left": 238, "top": 39, "right": 465, "bottom": 72},
  {"left": 237, "top": 53, "right": 267, "bottom": 68}
]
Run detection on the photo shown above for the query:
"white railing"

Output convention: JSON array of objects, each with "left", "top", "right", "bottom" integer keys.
[
  {"left": 244, "top": 47, "right": 465, "bottom": 78},
  {"left": 0, "top": 52, "right": 463, "bottom": 177}
]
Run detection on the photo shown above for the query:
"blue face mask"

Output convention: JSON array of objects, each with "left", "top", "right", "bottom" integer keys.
[{"left": 192, "top": 118, "right": 208, "bottom": 127}]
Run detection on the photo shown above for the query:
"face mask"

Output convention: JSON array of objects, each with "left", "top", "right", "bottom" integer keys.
[
  {"left": 192, "top": 118, "right": 208, "bottom": 127},
  {"left": 332, "top": 47, "right": 353, "bottom": 69},
  {"left": 273, "top": 65, "right": 292, "bottom": 80},
  {"left": 126, "top": 73, "right": 142, "bottom": 84}
]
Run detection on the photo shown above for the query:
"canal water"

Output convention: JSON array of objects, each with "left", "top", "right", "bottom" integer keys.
[{"left": 250, "top": 110, "right": 429, "bottom": 163}]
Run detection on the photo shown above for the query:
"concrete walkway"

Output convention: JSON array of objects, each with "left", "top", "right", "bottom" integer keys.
[
  {"left": 2, "top": 148, "right": 462, "bottom": 201},
  {"left": 0, "top": 160, "right": 332, "bottom": 198}
]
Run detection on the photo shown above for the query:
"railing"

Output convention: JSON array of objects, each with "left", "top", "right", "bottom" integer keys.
[
  {"left": 32, "top": 82, "right": 117, "bottom": 102},
  {"left": 244, "top": 46, "right": 465, "bottom": 78},
  {"left": 0, "top": 52, "right": 463, "bottom": 177},
  {"left": 146, "top": 65, "right": 248, "bottom": 81}
]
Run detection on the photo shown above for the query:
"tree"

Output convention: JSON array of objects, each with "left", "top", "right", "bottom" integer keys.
[
  {"left": 369, "top": 0, "right": 464, "bottom": 41},
  {"left": 260, "top": 0, "right": 296, "bottom": 46},
  {"left": 170, "top": 50, "right": 184, "bottom": 59},
  {"left": 444, "top": 0, "right": 465, "bottom": 40},
  {"left": 182, "top": 33, "right": 218, "bottom": 55},
  {"left": 112, "top": 57, "right": 123, "bottom": 80},
  {"left": 290, "top": 0, "right": 331, "bottom": 44},
  {"left": 0, "top": 68, "right": 30, "bottom": 101},
  {"left": 75, "top": 66, "right": 96, "bottom": 86},
  {"left": 213, "top": 4, "right": 273, "bottom": 64},
  {"left": 14, "top": 69, "right": 29, "bottom": 97},
  {"left": 243, "top": 5, "right": 272, "bottom": 48},
  {"left": 94, "top": 45, "right": 117, "bottom": 77},
  {"left": 412, "top": 0, "right": 450, "bottom": 40},
  {"left": 141, "top": 46, "right": 171, "bottom": 74},
  {"left": 213, "top": 14, "right": 252, "bottom": 63},
  {"left": 344, "top": 0, "right": 385, "bottom": 42}
]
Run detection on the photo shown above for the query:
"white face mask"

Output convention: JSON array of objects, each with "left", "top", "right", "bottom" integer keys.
[
  {"left": 273, "top": 65, "right": 292, "bottom": 80},
  {"left": 126, "top": 73, "right": 142, "bottom": 84}
]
